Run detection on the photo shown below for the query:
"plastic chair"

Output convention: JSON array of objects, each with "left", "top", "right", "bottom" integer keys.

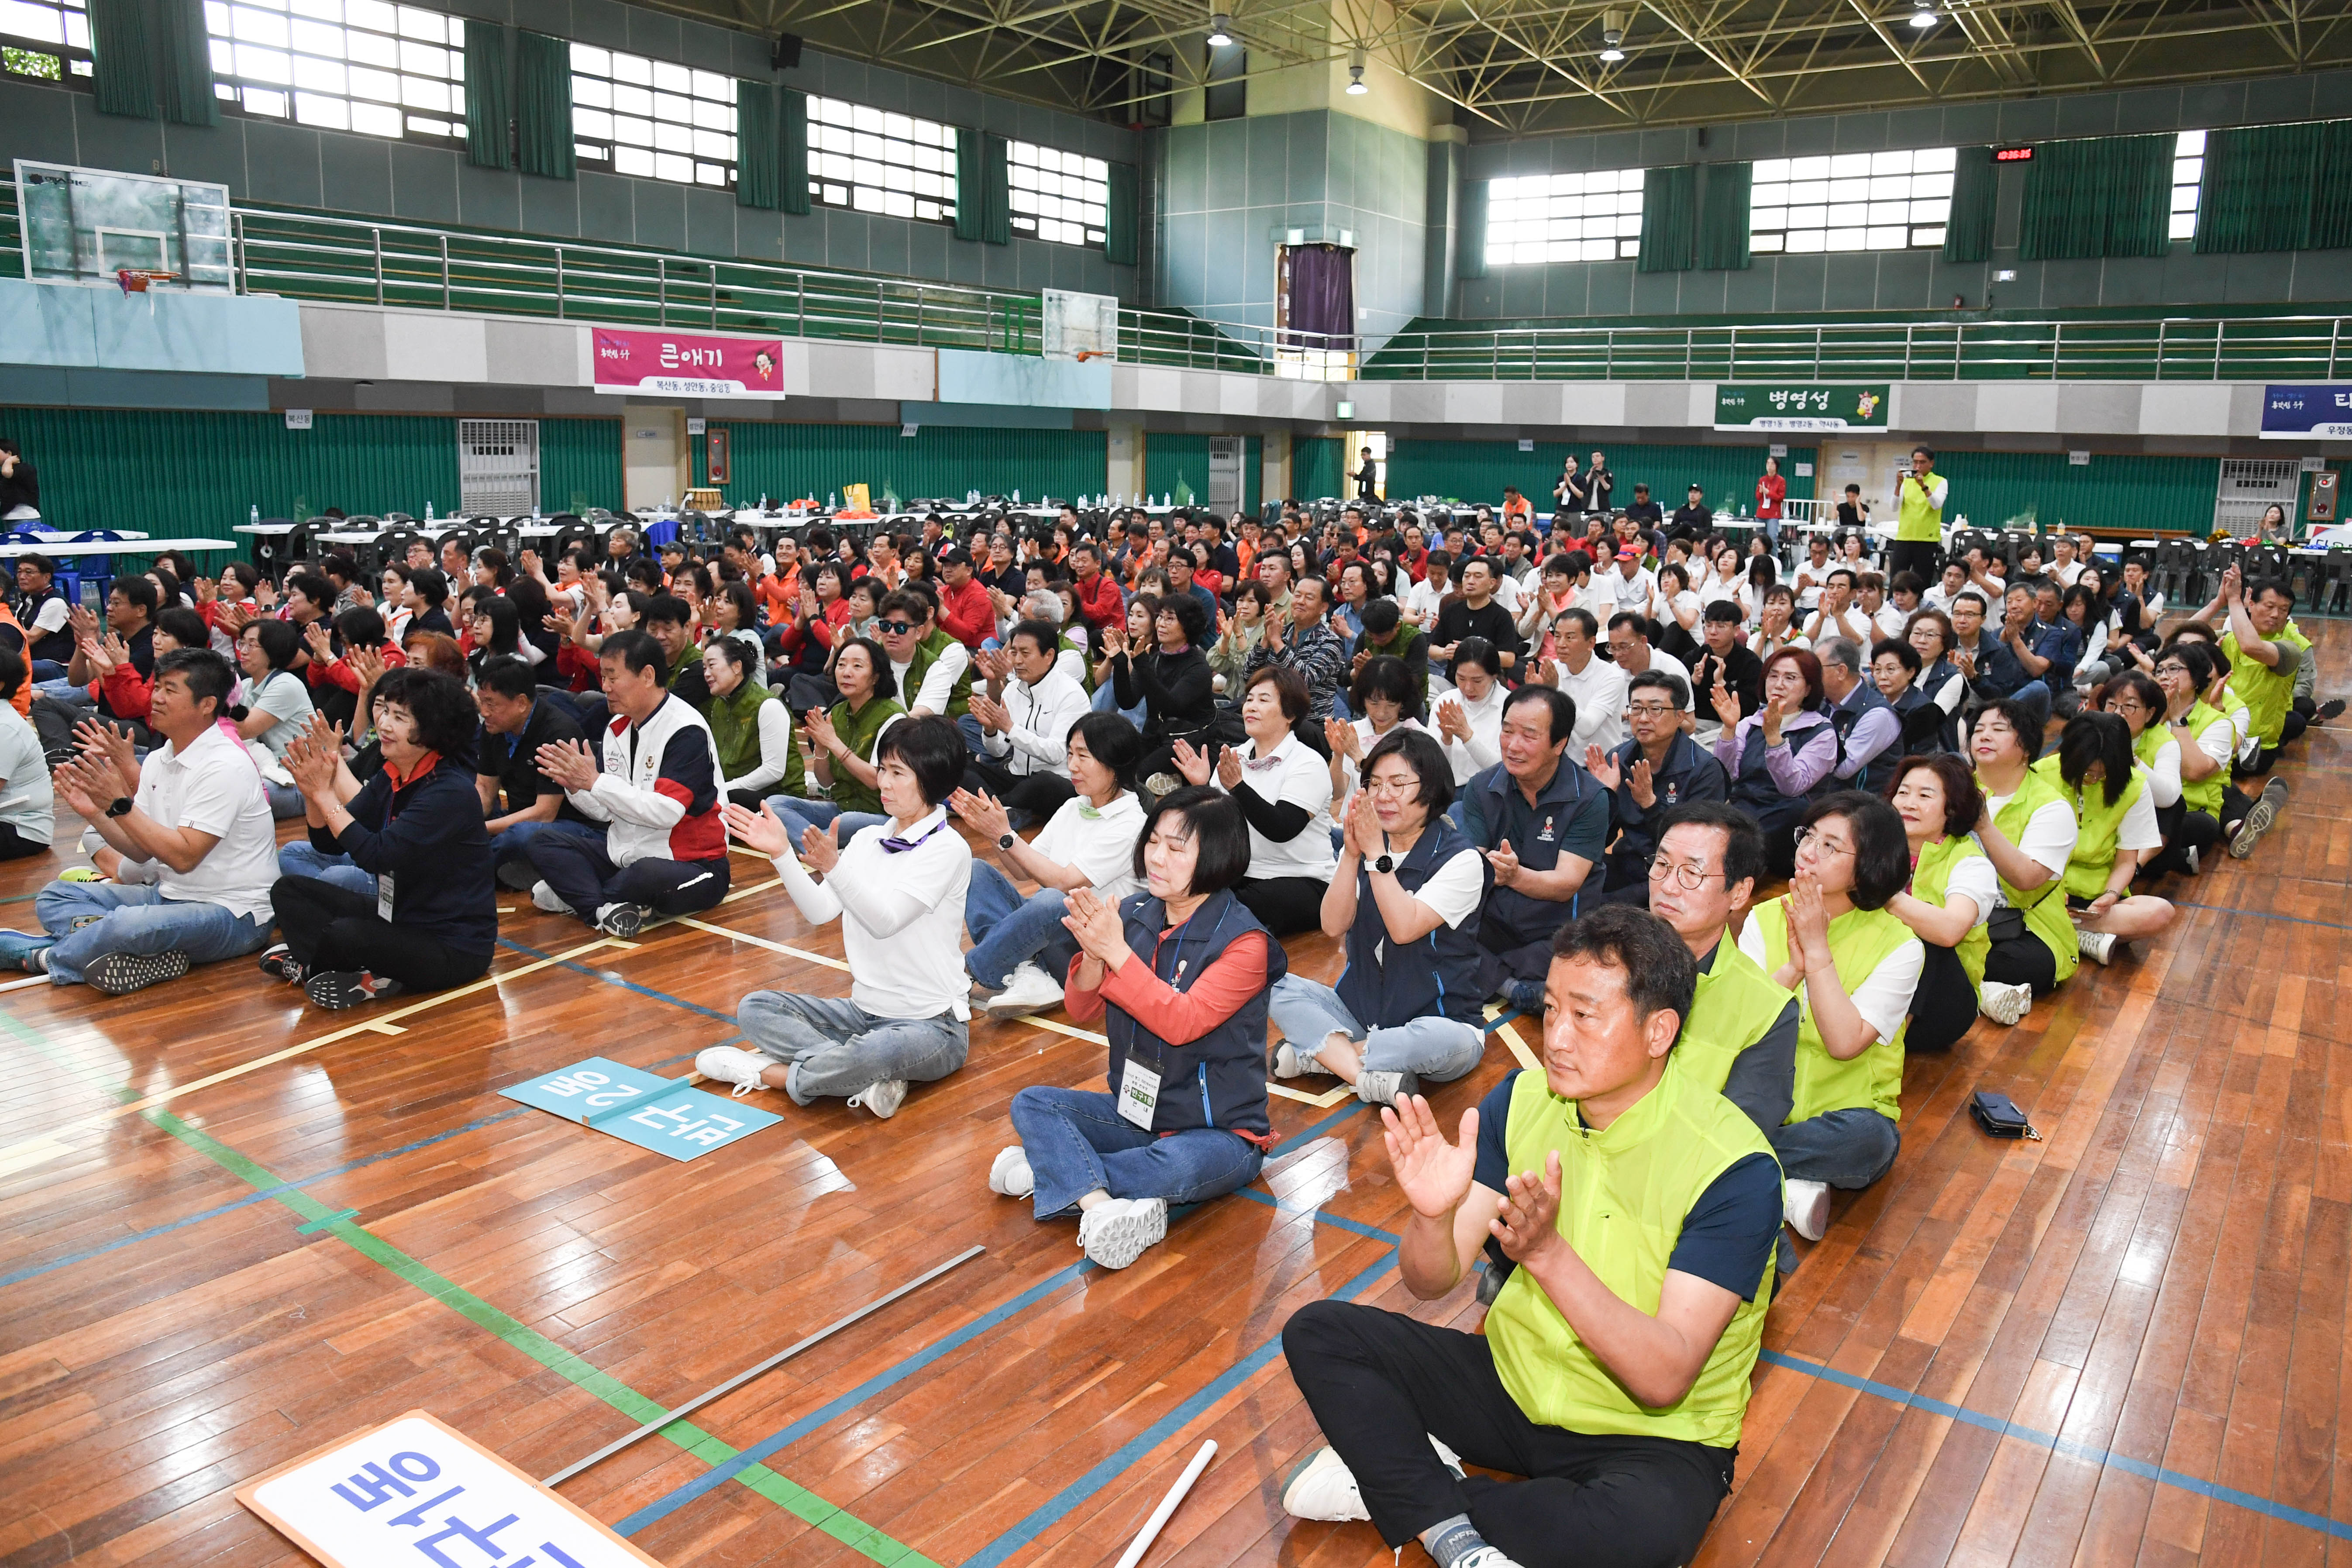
[{"left": 252, "top": 518, "right": 300, "bottom": 581}]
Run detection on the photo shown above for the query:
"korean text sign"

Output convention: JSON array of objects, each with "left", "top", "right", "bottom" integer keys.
[
  {"left": 591, "top": 329, "right": 787, "bottom": 398},
  {"left": 502, "top": 1056, "right": 780, "bottom": 1161},
  {"left": 1715, "top": 383, "right": 1890, "bottom": 432}
]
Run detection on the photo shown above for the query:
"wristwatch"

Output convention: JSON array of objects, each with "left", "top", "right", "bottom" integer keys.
[
  {"left": 996, "top": 832, "right": 1017, "bottom": 851},
  {"left": 105, "top": 796, "right": 134, "bottom": 818},
  {"left": 1371, "top": 853, "right": 1396, "bottom": 875}
]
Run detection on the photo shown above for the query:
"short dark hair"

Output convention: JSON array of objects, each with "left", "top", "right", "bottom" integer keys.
[
  {"left": 1885, "top": 753, "right": 1982, "bottom": 840},
  {"left": 477, "top": 654, "right": 539, "bottom": 701},
  {"left": 155, "top": 648, "right": 234, "bottom": 719},
  {"left": 410, "top": 567, "right": 451, "bottom": 608},
  {"left": 833, "top": 635, "right": 897, "bottom": 702},
  {"left": 1626, "top": 669, "right": 1690, "bottom": 710},
  {"left": 335, "top": 604, "right": 387, "bottom": 649},
  {"left": 1973, "top": 696, "right": 2044, "bottom": 762},
  {"left": 1801, "top": 791, "right": 1910, "bottom": 910},
  {"left": 2249, "top": 577, "right": 2296, "bottom": 608},
  {"left": 1244, "top": 662, "right": 1311, "bottom": 722},
  {"left": 15, "top": 553, "right": 54, "bottom": 579},
  {"left": 1870, "top": 636, "right": 1922, "bottom": 675},
  {"left": 1349, "top": 654, "right": 1423, "bottom": 721},
  {"left": 1656, "top": 800, "right": 1765, "bottom": 891},
  {"left": 874, "top": 714, "right": 967, "bottom": 806},
  {"left": 284, "top": 571, "right": 334, "bottom": 609},
  {"left": 1548, "top": 905, "right": 1698, "bottom": 1034},
  {"left": 154, "top": 606, "right": 210, "bottom": 649},
  {"left": 1501, "top": 684, "right": 1575, "bottom": 746},
  {"left": 599, "top": 627, "right": 665, "bottom": 680},
  {"left": 0, "top": 646, "right": 22, "bottom": 700},
  {"left": 1007, "top": 617, "right": 1061, "bottom": 658},
  {"left": 1703, "top": 598, "right": 1745, "bottom": 626},
  {"left": 1359, "top": 598, "right": 1402, "bottom": 638},
  {"left": 2058, "top": 710, "right": 2136, "bottom": 807},
  {"left": 1911, "top": 444, "right": 1936, "bottom": 463},
  {"left": 1133, "top": 784, "right": 1251, "bottom": 894},
  {"left": 1452, "top": 636, "right": 1504, "bottom": 679},
  {"left": 644, "top": 593, "right": 693, "bottom": 629},
  {"left": 1067, "top": 710, "right": 1147, "bottom": 786},
  {"left": 243, "top": 616, "right": 303, "bottom": 671},
  {"left": 1890, "top": 570, "right": 1927, "bottom": 598},
  {"left": 1553, "top": 607, "right": 1599, "bottom": 642},
  {"left": 372, "top": 667, "right": 481, "bottom": 756},
  {"left": 1359, "top": 726, "right": 1454, "bottom": 819},
  {"left": 113, "top": 575, "right": 160, "bottom": 616}
]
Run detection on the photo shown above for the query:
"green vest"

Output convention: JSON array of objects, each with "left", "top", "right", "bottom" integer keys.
[
  {"left": 1911, "top": 834, "right": 1991, "bottom": 989},
  {"left": 2221, "top": 624, "right": 2311, "bottom": 749},
  {"left": 2034, "top": 752, "right": 2147, "bottom": 900},
  {"left": 1364, "top": 622, "right": 1428, "bottom": 703},
  {"left": 1677, "top": 940, "right": 1795, "bottom": 1099},
  {"left": 905, "top": 629, "right": 974, "bottom": 720},
  {"left": 1751, "top": 898, "right": 1913, "bottom": 1124},
  {"left": 1060, "top": 632, "right": 1095, "bottom": 693},
  {"left": 2172, "top": 700, "right": 2228, "bottom": 816},
  {"left": 707, "top": 679, "right": 802, "bottom": 796},
  {"left": 823, "top": 696, "right": 906, "bottom": 815},
  {"left": 1981, "top": 762, "right": 2080, "bottom": 986},
  {"left": 1896, "top": 471, "right": 1944, "bottom": 542},
  {"left": 1488, "top": 1055, "right": 1777, "bottom": 1447}
]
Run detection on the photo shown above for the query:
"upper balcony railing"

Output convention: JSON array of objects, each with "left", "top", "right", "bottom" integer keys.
[{"left": 3, "top": 180, "right": 2344, "bottom": 384}]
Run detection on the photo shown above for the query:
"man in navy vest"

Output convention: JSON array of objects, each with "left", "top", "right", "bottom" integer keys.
[
  {"left": 1589, "top": 670, "right": 1729, "bottom": 902},
  {"left": 1815, "top": 638, "right": 1898, "bottom": 796},
  {"left": 12, "top": 555, "right": 75, "bottom": 680},
  {"left": 1460, "top": 687, "right": 1611, "bottom": 1016}
]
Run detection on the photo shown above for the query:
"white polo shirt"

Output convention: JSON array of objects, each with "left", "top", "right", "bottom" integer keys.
[
  {"left": 121, "top": 724, "right": 278, "bottom": 922},
  {"left": 773, "top": 805, "right": 973, "bottom": 1021},
  {"left": 1030, "top": 789, "right": 1146, "bottom": 900},
  {"left": 1230, "top": 732, "right": 1336, "bottom": 880}
]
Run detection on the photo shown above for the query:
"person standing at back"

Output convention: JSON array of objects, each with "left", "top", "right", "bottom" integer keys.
[{"left": 1888, "top": 446, "right": 1947, "bottom": 588}]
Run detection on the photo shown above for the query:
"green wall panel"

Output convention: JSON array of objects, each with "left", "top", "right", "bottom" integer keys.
[
  {"left": 0, "top": 407, "right": 460, "bottom": 535},
  {"left": 1143, "top": 432, "right": 1209, "bottom": 505},
  {"left": 710, "top": 423, "right": 1104, "bottom": 510},
  {"left": 538, "top": 417, "right": 623, "bottom": 513},
  {"left": 1936, "top": 450, "right": 2214, "bottom": 534},
  {"left": 1293, "top": 437, "right": 1345, "bottom": 501},
  {"left": 1386, "top": 439, "right": 1815, "bottom": 516}
]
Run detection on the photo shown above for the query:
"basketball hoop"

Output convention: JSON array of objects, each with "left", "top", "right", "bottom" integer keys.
[{"left": 115, "top": 269, "right": 176, "bottom": 294}]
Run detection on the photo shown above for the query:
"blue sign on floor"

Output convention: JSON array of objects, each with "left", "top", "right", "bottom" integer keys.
[{"left": 502, "top": 1055, "right": 781, "bottom": 1161}]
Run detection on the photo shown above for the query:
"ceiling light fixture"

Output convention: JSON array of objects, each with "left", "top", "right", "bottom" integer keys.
[
  {"left": 1908, "top": 0, "right": 1937, "bottom": 27},
  {"left": 1346, "top": 48, "right": 1368, "bottom": 92},
  {"left": 1598, "top": 9, "right": 1628, "bottom": 60},
  {"left": 1206, "top": 11, "right": 1233, "bottom": 45}
]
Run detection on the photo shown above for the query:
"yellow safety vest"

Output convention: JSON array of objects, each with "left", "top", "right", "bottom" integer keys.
[
  {"left": 1751, "top": 897, "right": 1914, "bottom": 1124},
  {"left": 2221, "top": 624, "right": 2311, "bottom": 750},
  {"left": 1980, "top": 763, "right": 2080, "bottom": 986},
  {"left": 2034, "top": 752, "right": 2148, "bottom": 900},
  {"left": 1677, "top": 940, "right": 1795, "bottom": 1099},
  {"left": 1488, "top": 1055, "right": 1777, "bottom": 1447},
  {"left": 1911, "top": 834, "right": 1992, "bottom": 989},
  {"left": 1896, "top": 472, "right": 1944, "bottom": 543},
  {"left": 2168, "top": 700, "right": 2228, "bottom": 816}
]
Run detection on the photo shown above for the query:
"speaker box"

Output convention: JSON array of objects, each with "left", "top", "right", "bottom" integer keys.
[{"left": 772, "top": 32, "right": 802, "bottom": 69}]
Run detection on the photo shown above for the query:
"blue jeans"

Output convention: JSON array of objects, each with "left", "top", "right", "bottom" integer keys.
[
  {"left": 1266, "top": 974, "right": 1487, "bottom": 1082},
  {"left": 761, "top": 796, "right": 887, "bottom": 846},
  {"left": 1770, "top": 1106, "right": 1900, "bottom": 1188},
  {"left": 278, "top": 840, "right": 377, "bottom": 899},
  {"left": 262, "top": 779, "right": 306, "bottom": 820},
  {"left": 1089, "top": 681, "right": 1148, "bottom": 727},
  {"left": 30, "top": 659, "right": 66, "bottom": 683},
  {"left": 492, "top": 816, "right": 605, "bottom": 874},
  {"left": 964, "top": 860, "right": 1078, "bottom": 988},
  {"left": 1009, "top": 1086, "right": 1264, "bottom": 1219},
  {"left": 32, "top": 882, "right": 272, "bottom": 987},
  {"left": 737, "top": 990, "right": 968, "bottom": 1103},
  {"left": 36, "top": 679, "right": 93, "bottom": 708}
]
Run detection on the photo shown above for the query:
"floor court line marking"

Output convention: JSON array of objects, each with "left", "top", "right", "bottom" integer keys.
[{"left": 2174, "top": 901, "right": 2352, "bottom": 932}]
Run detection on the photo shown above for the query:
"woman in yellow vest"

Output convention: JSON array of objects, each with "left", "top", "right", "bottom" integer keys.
[
  {"left": 1740, "top": 791, "right": 1920, "bottom": 1243},
  {"left": 1967, "top": 697, "right": 2079, "bottom": 1007},
  {"left": 2150, "top": 641, "right": 2240, "bottom": 869},
  {"left": 2039, "top": 711, "right": 2174, "bottom": 968},
  {"left": 1883, "top": 754, "right": 2004, "bottom": 1043},
  {"left": 2096, "top": 669, "right": 2204, "bottom": 878}
]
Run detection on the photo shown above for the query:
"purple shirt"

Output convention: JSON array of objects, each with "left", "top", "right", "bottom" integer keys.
[{"left": 1711, "top": 708, "right": 1838, "bottom": 796}]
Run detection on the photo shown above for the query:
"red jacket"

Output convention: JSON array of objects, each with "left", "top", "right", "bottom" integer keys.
[
  {"left": 935, "top": 576, "right": 995, "bottom": 650},
  {"left": 1072, "top": 569, "right": 1125, "bottom": 633}
]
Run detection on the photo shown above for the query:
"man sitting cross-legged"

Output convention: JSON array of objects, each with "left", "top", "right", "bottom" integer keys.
[
  {"left": 1281, "top": 904, "right": 1781, "bottom": 1568},
  {"left": 0, "top": 651, "right": 278, "bottom": 993},
  {"left": 697, "top": 715, "right": 974, "bottom": 1120}
]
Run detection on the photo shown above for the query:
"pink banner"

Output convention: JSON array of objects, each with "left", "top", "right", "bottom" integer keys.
[{"left": 591, "top": 328, "right": 787, "bottom": 398}]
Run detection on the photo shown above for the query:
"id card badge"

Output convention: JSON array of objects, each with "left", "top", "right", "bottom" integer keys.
[
  {"left": 1117, "top": 1057, "right": 1161, "bottom": 1129},
  {"left": 376, "top": 871, "right": 395, "bottom": 921}
]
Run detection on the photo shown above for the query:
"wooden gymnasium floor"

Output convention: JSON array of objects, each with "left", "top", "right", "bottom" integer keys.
[{"left": 2, "top": 620, "right": 2347, "bottom": 1568}]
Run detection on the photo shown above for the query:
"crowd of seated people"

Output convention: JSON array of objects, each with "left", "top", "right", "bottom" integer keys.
[{"left": 0, "top": 500, "right": 2335, "bottom": 1568}]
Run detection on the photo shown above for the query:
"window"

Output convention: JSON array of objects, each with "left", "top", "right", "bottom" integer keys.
[
  {"left": 805, "top": 95, "right": 957, "bottom": 224},
  {"left": 571, "top": 44, "right": 734, "bottom": 186},
  {"left": 1750, "top": 147, "right": 1955, "bottom": 254},
  {"left": 2169, "top": 130, "right": 2204, "bottom": 241},
  {"left": 204, "top": 0, "right": 463, "bottom": 141},
  {"left": 0, "top": 0, "right": 91, "bottom": 80},
  {"left": 1485, "top": 169, "right": 1644, "bottom": 265},
  {"left": 1009, "top": 141, "right": 1106, "bottom": 248}
]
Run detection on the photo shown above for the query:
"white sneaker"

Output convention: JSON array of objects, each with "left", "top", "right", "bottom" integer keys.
[
  {"left": 1280, "top": 1447, "right": 1370, "bottom": 1523},
  {"left": 848, "top": 1078, "right": 908, "bottom": 1119},
  {"left": 1272, "top": 1041, "right": 1335, "bottom": 1079},
  {"left": 530, "top": 880, "right": 575, "bottom": 915},
  {"left": 594, "top": 902, "right": 648, "bottom": 937},
  {"left": 695, "top": 1046, "right": 775, "bottom": 1097},
  {"left": 982, "top": 962, "right": 1064, "bottom": 1018},
  {"left": 1355, "top": 1068, "right": 1419, "bottom": 1107},
  {"left": 1076, "top": 1196, "right": 1167, "bottom": 1269},
  {"left": 1453, "top": 1547, "right": 1527, "bottom": 1568},
  {"left": 1784, "top": 1177, "right": 1831, "bottom": 1241},
  {"left": 1978, "top": 979, "right": 2032, "bottom": 1027},
  {"left": 2077, "top": 929, "right": 2117, "bottom": 966},
  {"left": 988, "top": 1145, "right": 1035, "bottom": 1198}
]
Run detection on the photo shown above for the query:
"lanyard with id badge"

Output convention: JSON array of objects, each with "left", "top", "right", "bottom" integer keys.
[{"left": 1117, "top": 901, "right": 1230, "bottom": 1130}]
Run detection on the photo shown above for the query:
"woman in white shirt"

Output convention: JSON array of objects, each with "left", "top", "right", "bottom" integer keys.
[
  {"left": 235, "top": 618, "right": 316, "bottom": 818},
  {"left": 0, "top": 650, "right": 54, "bottom": 858},
  {"left": 1429, "top": 638, "right": 1505, "bottom": 785},
  {"left": 1738, "top": 555, "right": 1779, "bottom": 630},
  {"left": 1885, "top": 754, "right": 2003, "bottom": 1041},
  {"left": 1324, "top": 655, "right": 1430, "bottom": 838},
  {"left": 1172, "top": 664, "right": 1334, "bottom": 937}
]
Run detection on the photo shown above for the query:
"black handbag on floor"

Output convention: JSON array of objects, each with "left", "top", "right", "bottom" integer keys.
[{"left": 1969, "top": 1089, "right": 2040, "bottom": 1141}]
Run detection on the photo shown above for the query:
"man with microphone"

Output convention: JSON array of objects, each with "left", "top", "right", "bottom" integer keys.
[{"left": 1888, "top": 445, "right": 1948, "bottom": 586}]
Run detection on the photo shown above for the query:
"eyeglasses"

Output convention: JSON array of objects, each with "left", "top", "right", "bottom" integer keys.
[
  {"left": 878, "top": 620, "right": 916, "bottom": 636},
  {"left": 1646, "top": 855, "right": 1718, "bottom": 890},
  {"left": 1625, "top": 702, "right": 1676, "bottom": 719},
  {"left": 2155, "top": 663, "right": 2191, "bottom": 678},
  {"left": 1363, "top": 775, "right": 1422, "bottom": 797},
  {"left": 1794, "top": 826, "right": 1854, "bottom": 857}
]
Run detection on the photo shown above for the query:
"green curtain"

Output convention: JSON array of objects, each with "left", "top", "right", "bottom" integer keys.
[
  {"left": 463, "top": 21, "right": 511, "bottom": 171},
  {"left": 953, "top": 128, "right": 984, "bottom": 241},
  {"left": 780, "top": 87, "right": 810, "bottom": 215},
  {"left": 155, "top": 0, "right": 215, "bottom": 126},
  {"left": 1638, "top": 165, "right": 1698, "bottom": 273},
  {"left": 2194, "top": 120, "right": 2352, "bottom": 254},
  {"left": 1456, "top": 179, "right": 1487, "bottom": 279},
  {"left": 86, "top": 0, "right": 154, "bottom": 118},
  {"left": 735, "top": 80, "right": 779, "bottom": 209},
  {"left": 1105, "top": 160, "right": 1140, "bottom": 266},
  {"left": 514, "top": 31, "right": 575, "bottom": 181},
  {"left": 982, "top": 131, "right": 1011, "bottom": 245},
  {"left": 1942, "top": 146, "right": 1996, "bottom": 262},
  {"left": 1696, "top": 162, "right": 1751, "bottom": 270},
  {"left": 2018, "top": 134, "right": 2172, "bottom": 261}
]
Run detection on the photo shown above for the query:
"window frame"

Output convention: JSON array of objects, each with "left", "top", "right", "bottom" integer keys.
[
  {"left": 568, "top": 41, "right": 737, "bottom": 190},
  {"left": 203, "top": 0, "right": 468, "bottom": 148},
  {"left": 2168, "top": 129, "right": 2204, "bottom": 242},
  {"left": 1007, "top": 138, "right": 1107, "bottom": 249},
  {"left": 1484, "top": 167, "right": 1647, "bottom": 266},
  {"left": 1749, "top": 146, "right": 1956, "bottom": 255},
  {"left": 803, "top": 93, "right": 959, "bottom": 227},
  {"left": 0, "top": 0, "right": 93, "bottom": 85}
]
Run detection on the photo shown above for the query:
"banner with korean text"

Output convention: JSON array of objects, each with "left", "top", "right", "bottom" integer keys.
[{"left": 591, "top": 328, "right": 787, "bottom": 398}]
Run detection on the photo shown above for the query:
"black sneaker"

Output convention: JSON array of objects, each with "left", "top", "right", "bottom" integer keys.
[
  {"left": 594, "top": 903, "right": 649, "bottom": 938},
  {"left": 2316, "top": 698, "right": 2345, "bottom": 724},
  {"left": 257, "top": 944, "right": 305, "bottom": 984},
  {"left": 304, "top": 969, "right": 407, "bottom": 1010},
  {"left": 83, "top": 950, "right": 191, "bottom": 996}
]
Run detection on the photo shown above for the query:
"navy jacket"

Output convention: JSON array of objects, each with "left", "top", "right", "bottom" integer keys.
[
  {"left": 1601, "top": 732, "right": 1729, "bottom": 881},
  {"left": 1103, "top": 889, "right": 1286, "bottom": 1139},
  {"left": 314, "top": 755, "right": 498, "bottom": 958},
  {"left": 1337, "top": 816, "right": 1492, "bottom": 1027}
]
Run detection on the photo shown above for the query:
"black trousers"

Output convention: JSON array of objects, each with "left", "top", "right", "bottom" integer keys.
[
  {"left": 1906, "top": 941, "right": 1977, "bottom": 1052},
  {"left": 1886, "top": 539, "right": 1941, "bottom": 586},
  {"left": 2145, "top": 799, "right": 2220, "bottom": 876},
  {"left": 525, "top": 837, "right": 730, "bottom": 924},
  {"left": 1282, "top": 1299, "right": 1734, "bottom": 1568},
  {"left": 270, "top": 877, "right": 492, "bottom": 992},
  {"left": 1236, "top": 875, "right": 1327, "bottom": 937},
  {"left": 1982, "top": 927, "right": 2059, "bottom": 994},
  {"left": 0, "top": 822, "right": 49, "bottom": 860},
  {"left": 962, "top": 758, "right": 1076, "bottom": 822}
]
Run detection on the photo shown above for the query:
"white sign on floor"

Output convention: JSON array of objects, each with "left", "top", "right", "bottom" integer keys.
[{"left": 238, "top": 1411, "right": 664, "bottom": 1568}]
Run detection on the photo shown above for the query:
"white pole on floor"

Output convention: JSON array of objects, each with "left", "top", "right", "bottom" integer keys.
[{"left": 1113, "top": 1439, "right": 1218, "bottom": 1568}]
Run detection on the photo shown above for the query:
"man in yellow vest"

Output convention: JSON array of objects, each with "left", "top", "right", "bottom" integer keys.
[
  {"left": 1887, "top": 445, "right": 1949, "bottom": 588},
  {"left": 2191, "top": 565, "right": 2339, "bottom": 852},
  {"left": 1281, "top": 906, "right": 1780, "bottom": 1568}
]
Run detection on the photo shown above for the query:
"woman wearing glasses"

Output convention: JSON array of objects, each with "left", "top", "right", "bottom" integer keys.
[
  {"left": 2150, "top": 641, "right": 2237, "bottom": 869},
  {"left": 761, "top": 636, "right": 906, "bottom": 845},
  {"left": 1266, "top": 728, "right": 1491, "bottom": 1108},
  {"left": 1882, "top": 754, "right": 2005, "bottom": 1044},
  {"left": 1710, "top": 647, "right": 1839, "bottom": 880},
  {"left": 1741, "top": 791, "right": 1920, "bottom": 1244}
]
